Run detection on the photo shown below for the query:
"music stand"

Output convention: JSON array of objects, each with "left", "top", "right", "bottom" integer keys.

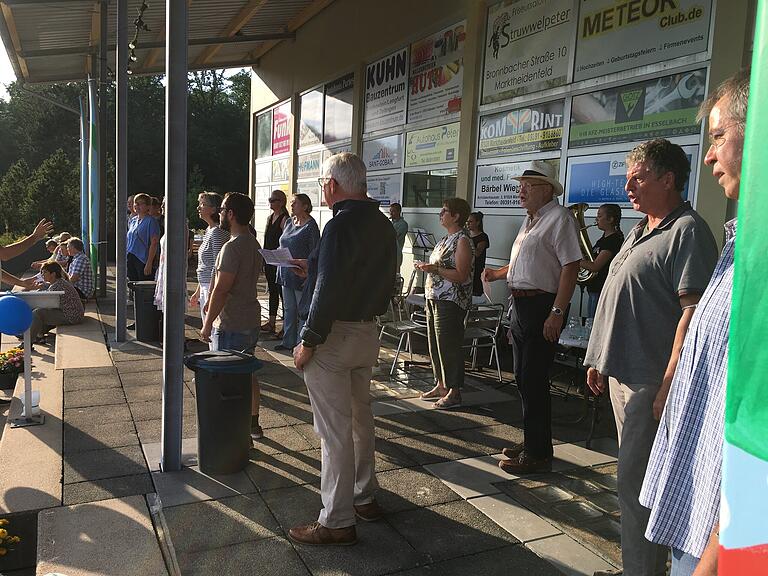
[{"left": 405, "top": 229, "right": 436, "bottom": 296}]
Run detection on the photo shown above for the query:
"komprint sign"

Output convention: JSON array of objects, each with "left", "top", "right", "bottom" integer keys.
[
  {"left": 569, "top": 69, "right": 706, "bottom": 147},
  {"left": 407, "top": 22, "right": 466, "bottom": 124},
  {"left": 405, "top": 122, "right": 460, "bottom": 168},
  {"left": 482, "top": 0, "right": 576, "bottom": 104},
  {"left": 272, "top": 102, "right": 291, "bottom": 156},
  {"left": 364, "top": 49, "right": 409, "bottom": 133},
  {"left": 574, "top": 0, "right": 712, "bottom": 81},
  {"left": 479, "top": 100, "right": 565, "bottom": 158}
]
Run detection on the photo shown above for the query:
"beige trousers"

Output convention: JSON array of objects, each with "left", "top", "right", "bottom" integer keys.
[{"left": 303, "top": 321, "right": 380, "bottom": 529}]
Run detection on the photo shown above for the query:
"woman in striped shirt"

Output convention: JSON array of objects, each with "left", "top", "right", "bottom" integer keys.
[{"left": 190, "top": 192, "right": 230, "bottom": 326}]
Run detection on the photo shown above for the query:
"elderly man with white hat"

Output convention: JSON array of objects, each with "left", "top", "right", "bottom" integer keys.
[{"left": 483, "top": 160, "right": 581, "bottom": 474}]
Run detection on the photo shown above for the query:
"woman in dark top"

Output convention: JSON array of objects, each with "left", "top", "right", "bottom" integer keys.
[
  {"left": 262, "top": 189, "right": 289, "bottom": 334},
  {"left": 580, "top": 203, "right": 624, "bottom": 318},
  {"left": 467, "top": 211, "right": 490, "bottom": 297}
]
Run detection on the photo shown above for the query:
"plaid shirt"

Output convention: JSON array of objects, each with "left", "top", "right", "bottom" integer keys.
[
  {"left": 640, "top": 219, "right": 736, "bottom": 557},
  {"left": 68, "top": 251, "right": 94, "bottom": 298}
]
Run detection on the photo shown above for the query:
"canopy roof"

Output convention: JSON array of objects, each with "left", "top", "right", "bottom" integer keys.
[{"left": 0, "top": 0, "right": 334, "bottom": 83}]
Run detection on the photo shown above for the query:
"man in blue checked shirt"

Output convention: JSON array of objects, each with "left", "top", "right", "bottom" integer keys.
[
  {"left": 639, "top": 71, "right": 750, "bottom": 576},
  {"left": 65, "top": 237, "right": 94, "bottom": 299}
]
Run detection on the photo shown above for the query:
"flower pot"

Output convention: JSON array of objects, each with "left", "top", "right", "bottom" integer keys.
[{"left": 0, "top": 371, "right": 20, "bottom": 390}]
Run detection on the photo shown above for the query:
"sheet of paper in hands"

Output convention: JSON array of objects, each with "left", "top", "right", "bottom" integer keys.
[{"left": 258, "top": 247, "right": 298, "bottom": 268}]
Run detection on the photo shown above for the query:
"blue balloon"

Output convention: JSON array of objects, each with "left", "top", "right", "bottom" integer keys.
[{"left": 0, "top": 295, "right": 33, "bottom": 335}]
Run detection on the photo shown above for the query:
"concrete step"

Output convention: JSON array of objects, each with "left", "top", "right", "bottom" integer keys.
[
  {"left": 54, "top": 317, "right": 112, "bottom": 370},
  {"left": 36, "top": 495, "right": 169, "bottom": 576}
]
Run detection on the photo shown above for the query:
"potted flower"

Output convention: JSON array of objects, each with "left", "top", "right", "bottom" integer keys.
[
  {"left": 0, "top": 518, "right": 21, "bottom": 557},
  {"left": 0, "top": 348, "right": 24, "bottom": 390}
]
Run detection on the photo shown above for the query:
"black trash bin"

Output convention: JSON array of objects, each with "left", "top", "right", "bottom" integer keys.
[
  {"left": 128, "top": 280, "right": 160, "bottom": 342},
  {"left": 184, "top": 350, "right": 263, "bottom": 475}
]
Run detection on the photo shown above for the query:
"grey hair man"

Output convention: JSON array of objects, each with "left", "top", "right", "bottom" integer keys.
[
  {"left": 289, "top": 153, "right": 397, "bottom": 546},
  {"left": 584, "top": 139, "right": 719, "bottom": 576},
  {"left": 638, "top": 71, "right": 750, "bottom": 576}
]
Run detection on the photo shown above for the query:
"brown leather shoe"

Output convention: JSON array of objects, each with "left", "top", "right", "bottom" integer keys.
[
  {"left": 501, "top": 443, "right": 525, "bottom": 460},
  {"left": 288, "top": 522, "right": 357, "bottom": 546},
  {"left": 498, "top": 451, "right": 552, "bottom": 475},
  {"left": 354, "top": 500, "right": 384, "bottom": 522}
]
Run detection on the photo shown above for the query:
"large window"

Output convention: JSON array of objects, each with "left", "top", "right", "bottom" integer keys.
[{"left": 403, "top": 169, "right": 458, "bottom": 208}]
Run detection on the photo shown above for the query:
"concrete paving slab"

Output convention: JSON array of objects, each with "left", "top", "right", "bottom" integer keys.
[
  {"left": 64, "top": 403, "right": 133, "bottom": 427},
  {"left": 128, "top": 397, "right": 197, "bottom": 422},
  {"left": 291, "top": 422, "right": 321, "bottom": 449},
  {"left": 469, "top": 493, "right": 562, "bottom": 544},
  {"left": 63, "top": 420, "right": 139, "bottom": 453},
  {"left": 134, "top": 417, "right": 197, "bottom": 444},
  {"left": 0, "top": 356, "right": 63, "bottom": 513},
  {"left": 425, "top": 455, "right": 512, "bottom": 499},
  {"left": 55, "top": 324, "right": 112, "bottom": 369},
  {"left": 152, "top": 466, "right": 257, "bottom": 508},
  {"left": 293, "top": 519, "right": 426, "bottom": 576},
  {"left": 257, "top": 406, "right": 292, "bottom": 430},
  {"left": 419, "top": 400, "right": 523, "bottom": 431},
  {"left": 62, "top": 473, "right": 154, "bottom": 506},
  {"left": 259, "top": 483, "right": 322, "bottom": 530},
  {"left": 123, "top": 383, "right": 163, "bottom": 403},
  {"left": 63, "top": 368, "right": 121, "bottom": 392},
  {"left": 63, "top": 445, "right": 147, "bottom": 483},
  {"left": 246, "top": 449, "right": 321, "bottom": 492},
  {"left": 453, "top": 423, "right": 525, "bottom": 455},
  {"left": 374, "top": 437, "right": 420, "bottom": 472},
  {"left": 142, "top": 437, "right": 199, "bottom": 471},
  {"left": 387, "top": 500, "right": 518, "bottom": 563},
  {"left": 110, "top": 348, "right": 163, "bottom": 362},
  {"left": 176, "top": 536, "right": 310, "bottom": 576},
  {"left": 119, "top": 370, "right": 163, "bottom": 387},
  {"left": 576, "top": 437, "right": 619, "bottom": 459},
  {"left": 37, "top": 495, "right": 168, "bottom": 576},
  {"left": 526, "top": 533, "right": 618, "bottom": 576},
  {"left": 371, "top": 399, "right": 414, "bottom": 416},
  {"left": 387, "top": 432, "right": 487, "bottom": 466},
  {"left": 376, "top": 466, "right": 461, "bottom": 513},
  {"left": 164, "top": 493, "right": 281, "bottom": 553},
  {"left": 251, "top": 424, "right": 314, "bottom": 455},
  {"left": 391, "top": 544, "right": 564, "bottom": 576},
  {"left": 374, "top": 411, "right": 446, "bottom": 439},
  {"left": 113, "top": 358, "right": 164, "bottom": 373},
  {"left": 556, "top": 442, "right": 617, "bottom": 467},
  {"left": 64, "top": 388, "right": 127, "bottom": 408}
]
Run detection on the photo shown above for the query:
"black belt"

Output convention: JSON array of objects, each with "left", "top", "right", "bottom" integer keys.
[{"left": 509, "top": 289, "right": 549, "bottom": 298}]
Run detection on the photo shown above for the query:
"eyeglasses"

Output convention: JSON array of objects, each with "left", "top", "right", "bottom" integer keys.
[
  {"left": 707, "top": 123, "right": 742, "bottom": 148},
  {"left": 268, "top": 198, "right": 281, "bottom": 203},
  {"left": 317, "top": 177, "right": 332, "bottom": 189},
  {"left": 519, "top": 181, "right": 549, "bottom": 191}
]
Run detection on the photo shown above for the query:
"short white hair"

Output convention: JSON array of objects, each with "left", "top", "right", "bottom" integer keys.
[{"left": 324, "top": 152, "right": 367, "bottom": 195}]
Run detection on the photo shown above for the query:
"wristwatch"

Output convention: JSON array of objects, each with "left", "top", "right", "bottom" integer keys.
[{"left": 550, "top": 306, "right": 563, "bottom": 316}]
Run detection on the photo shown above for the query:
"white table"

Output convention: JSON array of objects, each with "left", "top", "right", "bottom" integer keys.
[{"left": 4, "top": 291, "right": 63, "bottom": 428}]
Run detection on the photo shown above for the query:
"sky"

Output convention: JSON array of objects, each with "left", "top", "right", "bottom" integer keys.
[{"left": 1, "top": 40, "right": 16, "bottom": 100}]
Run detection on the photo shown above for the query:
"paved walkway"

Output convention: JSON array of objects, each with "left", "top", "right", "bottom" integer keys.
[{"left": 2, "top": 273, "right": 623, "bottom": 576}]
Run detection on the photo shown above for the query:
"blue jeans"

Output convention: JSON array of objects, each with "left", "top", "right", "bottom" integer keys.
[
  {"left": 587, "top": 291, "right": 600, "bottom": 318},
  {"left": 671, "top": 548, "right": 699, "bottom": 576},
  {"left": 281, "top": 286, "right": 305, "bottom": 349},
  {"left": 210, "top": 327, "right": 260, "bottom": 354}
]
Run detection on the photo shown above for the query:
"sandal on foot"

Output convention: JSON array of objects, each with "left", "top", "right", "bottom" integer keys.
[
  {"left": 420, "top": 388, "right": 447, "bottom": 401},
  {"left": 260, "top": 321, "right": 276, "bottom": 334},
  {"left": 433, "top": 396, "right": 462, "bottom": 410}
]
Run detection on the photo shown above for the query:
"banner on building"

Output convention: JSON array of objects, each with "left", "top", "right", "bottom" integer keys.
[
  {"left": 297, "top": 151, "right": 323, "bottom": 180},
  {"left": 482, "top": 0, "right": 576, "bottom": 104},
  {"left": 565, "top": 146, "right": 696, "bottom": 206},
  {"left": 366, "top": 172, "right": 402, "bottom": 207},
  {"left": 407, "top": 21, "right": 465, "bottom": 124},
  {"left": 299, "top": 89, "right": 323, "bottom": 148},
  {"left": 405, "top": 122, "right": 460, "bottom": 167},
  {"left": 272, "top": 102, "right": 291, "bottom": 156},
  {"left": 574, "top": 0, "right": 712, "bottom": 81},
  {"left": 324, "top": 73, "right": 354, "bottom": 143},
  {"left": 362, "top": 134, "right": 404, "bottom": 172},
  {"left": 479, "top": 100, "right": 565, "bottom": 158},
  {"left": 570, "top": 69, "right": 706, "bottom": 147},
  {"left": 272, "top": 158, "right": 289, "bottom": 183},
  {"left": 475, "top": 159, "right": 560, "bottom": 209},
  {"left": 364, "top": 48, "right": 409, "bottom": 133}
]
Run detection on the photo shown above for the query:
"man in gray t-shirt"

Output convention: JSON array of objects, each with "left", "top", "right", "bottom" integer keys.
[{"left": 584, "top": 140, "right": 718, "bottom": 576}]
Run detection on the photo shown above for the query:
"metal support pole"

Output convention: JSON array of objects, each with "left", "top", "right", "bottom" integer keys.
[
  {"left": 115, "top": 0, "right": 128, "bottom": 342},
  {"left": 160, "top": 0, "right": 188, "bottom": 472},
  {"left": 98, "top": 0, "right": 108, "bottom": 297}
]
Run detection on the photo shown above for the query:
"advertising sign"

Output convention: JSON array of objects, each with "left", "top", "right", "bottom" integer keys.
[
  {"left": 362, "top": 135, "right": 404, "bottom": 172},
  {"left": 324, "top": 73, "right": 354, "bottom": 143},
  {"left": 364, "top": 48, "right": 409, "bottom": 133},
  {"left": 255, "top": 161, "right": 271, "bottom": 184},
  {"left": 405, "top": 122, "right": 460, "bottom": 168},
  {"left": 407, "top": 22, "right": 465, "bottom": 124},
  {"left": 296, "top": 180, "right": 320, "bottom": 207},
  {"left": 297, "top": 151, "right": 323, "bottom": 180},
  {"left": 272, "top": 158, "right": 289, "bottom": 183},
  {"left": 256, "top": 110, "right": 272, "bottom": 159},
  {"left": 254, "top": 185, "right": 270, "bottom": 204},
  {"left": 272, "top": 102, "right": 291, "bottom": 156},
  {"left": 367, "top": 173, "right": 402, "bottom": 207},
  {"left": 475, "top": 159, "right": 560, "bottom": 209},
  {"left": 299, "top": 89, "right": 323, "bottom": 148},
  {"left": 479, "top": 100, "right": 565, "bottom": 158},
  {"left": 574, "top": 0, "right": 712, "bottom": 81},
  {"left": 566, "top": 146, "right": 696, "bottom": 206},
  {"left": 570, "top": 69, "right": 706, "bottom": 147},
  {"left": 482, "top": 0, "right": 576, "bottom": 104},
  {"left": 322, "top": 145, "right": 352, "bottom": 166}
]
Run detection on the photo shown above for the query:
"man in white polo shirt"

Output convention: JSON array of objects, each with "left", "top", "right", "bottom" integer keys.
[{"left": 483, "top": 160, "right": 581, "bottom": 474}]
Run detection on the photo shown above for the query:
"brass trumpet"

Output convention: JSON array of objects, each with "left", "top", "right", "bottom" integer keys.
[{"left": 568, "top": 203, "right": 597, "bottom": 285}]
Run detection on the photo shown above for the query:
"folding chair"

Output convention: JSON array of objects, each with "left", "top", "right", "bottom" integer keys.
[
  {"left": 378, "top": 308, "right": 428, "bottom": 375},
  {"left": 462, "top": 303, "right": 505, "bottom": 382}
]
